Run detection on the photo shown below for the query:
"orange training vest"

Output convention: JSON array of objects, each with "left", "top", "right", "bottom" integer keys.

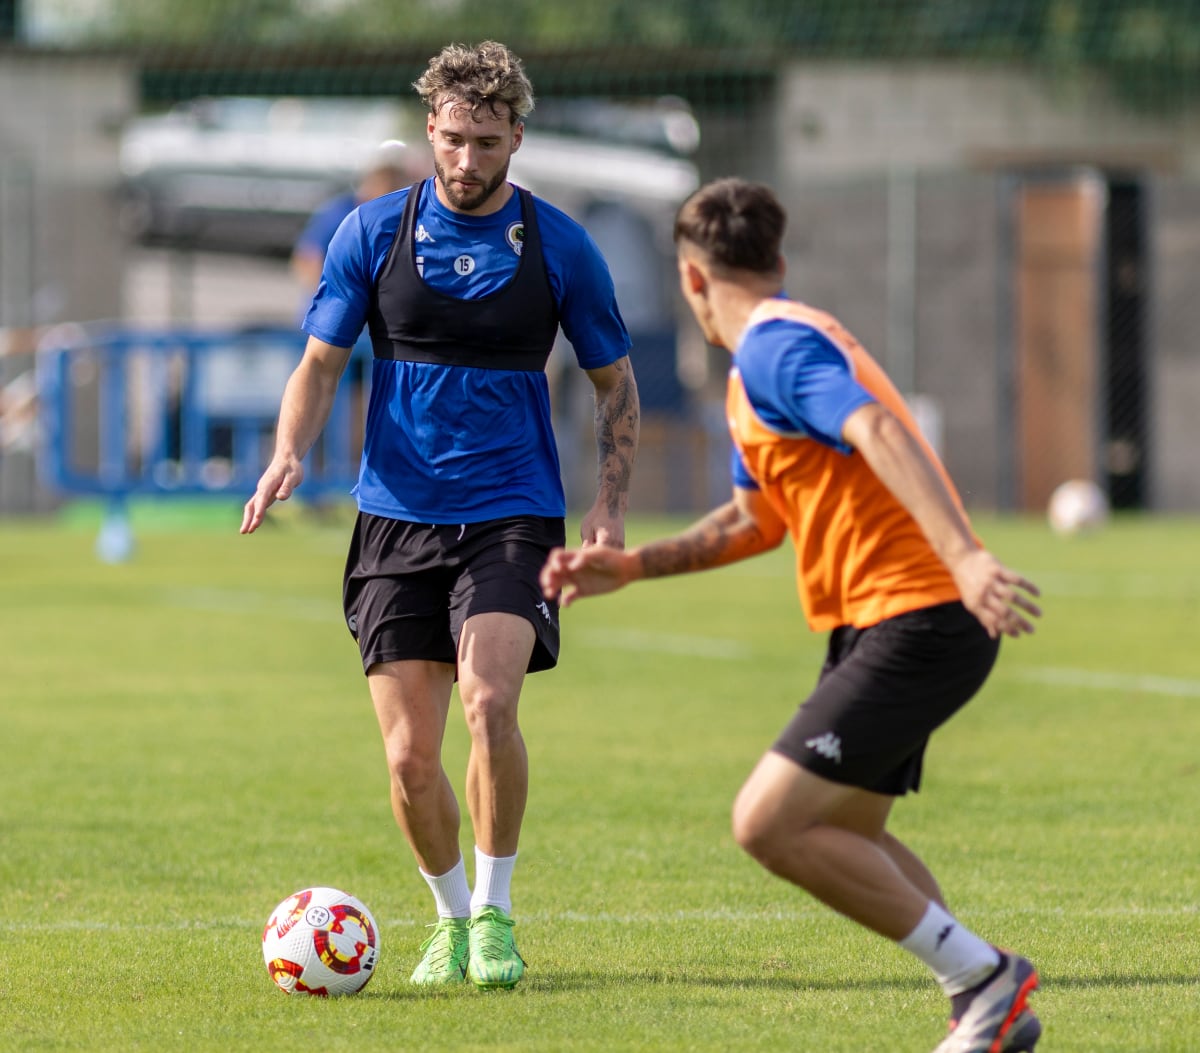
[{"left": 727, "top": 299, "right": 969, "bottom": 631}]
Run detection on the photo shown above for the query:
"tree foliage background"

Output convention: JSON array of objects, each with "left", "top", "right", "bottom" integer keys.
[{"left": 18, "top": 0, "right": 1200, "bottom": 112}]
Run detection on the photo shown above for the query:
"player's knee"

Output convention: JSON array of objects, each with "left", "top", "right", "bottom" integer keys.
[
  {"left": 461, "top": 684, "right": 519, "bottom": 744},
  {"left": 731, "top": 790, "right": 784, "bottom": 863},
  {"left": 732, "top": 779, "right": 827, "bottom": 874},
  {"left": 387, "top": 743, "right": 442, "bottom": 799}
]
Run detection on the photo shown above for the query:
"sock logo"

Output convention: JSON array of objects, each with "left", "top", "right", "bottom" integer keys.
[{"left": 935, "top": 923, "right": 955, "bottom": 950}]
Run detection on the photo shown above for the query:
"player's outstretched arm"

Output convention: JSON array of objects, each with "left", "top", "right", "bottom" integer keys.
[
  {"left": 541, "top": 488, "right": 785, "bottom": 607},
  {"left": 842, "top": 401, "right": 1041, "bottom": 639},
  {"left": 240, "top": 337, "right": 352, "bottom": 535},
  {"left": 580, "top": 356, "right": 640, "bottom": 549}
]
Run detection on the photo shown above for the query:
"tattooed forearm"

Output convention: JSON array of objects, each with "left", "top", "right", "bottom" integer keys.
[
  {"left": 594, "top": 358, "right": 640, "bottom": 514},
  {"left": 637, "top": 501, "right": 778, "bottom": 579}
]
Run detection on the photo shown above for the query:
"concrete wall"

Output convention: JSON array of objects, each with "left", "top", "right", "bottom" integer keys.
[
  {"left": 775, "top": 62, "right": 1200, "bottom": 181},
  {"left": 1150, "top": 178, "right": 1200, "bottom": 511},
  {"left": 0, "top": 51, "right": 136, "bottom": 328},
  {"left": 760, "top": 62, "right": 1200, "bottom": 513},
  {"left": 0, "top": 51, "right": 137, "bottom": 511},
  {"left": 768, "top": 170, "right": 1003, "bottom": 510}
]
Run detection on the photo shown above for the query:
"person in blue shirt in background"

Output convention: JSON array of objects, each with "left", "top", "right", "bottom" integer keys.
[
  {"left": 289, "top": 139, "right": 424, "bottom": 465},
  {"left": 242, "top": 40, "right": 641, "bottom": 991},
  {"left": 289, "top": 139, "right": 420, "bottom": 307}
]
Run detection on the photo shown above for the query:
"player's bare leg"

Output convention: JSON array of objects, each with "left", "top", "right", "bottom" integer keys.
[
  {"left": 457, "top": 611, "right": 535, "bottom": 988},
  {"left": 814, "top": 789, "right": 948, "bottom": 908},
  {"left": 732, "top": 752, "right": 1037, "bottom": 1050},
  {"left": 878, "top": 830, "right": 947, "bottom": 908},
  {"left": 458, "top": 611, "right": 534, "bottom": 857},
  {"left": 369, "top": 660, "right": 471, "bottom": 984},
  {"left": 733, "top": 754, "right": 930, "bottom": 936},
  {"left": 369, "top": 659, "right": 461, "bottom": 873}
]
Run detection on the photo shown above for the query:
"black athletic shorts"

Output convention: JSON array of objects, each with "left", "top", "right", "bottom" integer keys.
[
  {"left": 773, "top": 601, "right": 1000, "bottom": 796},
  {"left": 342, "top": 512, "right": 565, "bottom": 676}
]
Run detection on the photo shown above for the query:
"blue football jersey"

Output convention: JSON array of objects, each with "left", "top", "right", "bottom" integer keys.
[{"left": 304, "top": 178, "right": 631, "bottom": 523}]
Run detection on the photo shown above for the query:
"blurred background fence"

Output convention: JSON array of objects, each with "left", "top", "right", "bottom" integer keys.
[{"left": 3, "top": 0, "right": 1200, "bottom": 521}]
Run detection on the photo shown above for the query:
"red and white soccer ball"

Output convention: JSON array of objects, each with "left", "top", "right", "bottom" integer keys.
[
  {"left": 1047, "top": 479, "right": 1109, "bottom": 537},
  {"left": 262, "top": 886, "right": 380, "bottom": 996}
]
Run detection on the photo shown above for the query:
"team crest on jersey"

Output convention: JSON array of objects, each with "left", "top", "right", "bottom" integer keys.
[{"left": 505, "top": 222, "right": 525, "bottom": 256}]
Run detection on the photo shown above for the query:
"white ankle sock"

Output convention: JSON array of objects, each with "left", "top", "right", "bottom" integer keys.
[
  {"left": 899, "top": 901, "right": 1001, "bottom": 995},
  {"left": 419, "top": 856, "right": 472, "bottom": 919},
  {"left": 470, "top": 846, "right": 516, "bottom": 915}
]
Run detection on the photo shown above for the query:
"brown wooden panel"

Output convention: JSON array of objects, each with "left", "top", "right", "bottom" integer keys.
[{"left": 1015, "top": 178, "right": 1102, "bottom": 511}]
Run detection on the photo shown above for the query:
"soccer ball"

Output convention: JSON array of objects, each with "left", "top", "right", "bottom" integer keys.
[
  {"left": 261, "top": 887, "right": 380, "bottom": 996},
  {"left": 1047, "top": 479, "right": 1109, "bottom": 537}
]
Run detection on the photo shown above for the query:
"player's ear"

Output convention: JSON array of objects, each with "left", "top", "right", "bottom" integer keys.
[
  {"left": 511, "top": 120, "right": 524, "bottom": 154},
  {"left": 681, "top": 258, "right": 707, "bottom": 295}
]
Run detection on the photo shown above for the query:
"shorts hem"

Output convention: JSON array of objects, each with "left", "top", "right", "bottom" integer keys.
[
  {"left": 360, "top": 650, "right": 456, "bottom": 675},
  {"left": 769, "top": 746, "right": 912, "bottom": 796}
]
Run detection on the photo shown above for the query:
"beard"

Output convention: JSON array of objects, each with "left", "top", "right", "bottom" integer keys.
[{"left": 433, "top": 158, "right": 510, "bottom": 212}]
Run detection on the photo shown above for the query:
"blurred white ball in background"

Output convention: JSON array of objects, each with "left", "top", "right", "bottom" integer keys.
[{"left": 1047, "top": 479, "right": 1109, "bottom": 536}]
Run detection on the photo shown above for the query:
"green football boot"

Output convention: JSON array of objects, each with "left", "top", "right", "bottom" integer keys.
[
  {"left": 466, "top": 906, "right": 525, "bottom": 989},
  {"left": 409, "top": 917, "right": 469, "bottom": 985}
]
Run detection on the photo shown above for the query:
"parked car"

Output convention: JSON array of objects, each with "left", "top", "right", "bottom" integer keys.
[
  {"left": 119, "top": 95, "right": 410, "bottom": 256},
  {"left": 118, "top": 94, "right": 700, "bottom": 258}
]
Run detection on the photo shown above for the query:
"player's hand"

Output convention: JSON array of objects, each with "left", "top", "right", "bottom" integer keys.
[
  {"left": 540, "top": 545, "right": 637, "bottom": 607},
  {"left": 579, "top": 501, "right": 626, "bottom": 550},
  {"left": 952, "top": 549, "right": 1042, "bottom": 639},
  {"left": 240, "top": 457, "right": 304, "bottom": 534}
]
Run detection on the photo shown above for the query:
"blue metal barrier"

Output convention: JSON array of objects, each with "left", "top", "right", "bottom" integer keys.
[{"left": 36, "top": 325, "right": 368, "bottom": 557}]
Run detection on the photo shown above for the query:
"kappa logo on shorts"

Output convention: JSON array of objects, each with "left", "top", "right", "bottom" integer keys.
[
  {"left": 347, "top": 614, "right": 358, "bottom": 634},
  {"left": 804, "top": 731, "right": 843, "bottom": 764},
  {"left": 535, "top": 600, "right": 553, "bottom": 624}
]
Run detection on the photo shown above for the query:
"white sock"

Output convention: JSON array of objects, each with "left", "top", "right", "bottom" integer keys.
[
  {"left": 419, "top": 857, "right": 472, "bottom": 919},
  {"left": 898, "top": 901, "right": 1001, "bottom": 995},
  {"left": 470, "top": 846, "right": 517, "bottom": 915}
]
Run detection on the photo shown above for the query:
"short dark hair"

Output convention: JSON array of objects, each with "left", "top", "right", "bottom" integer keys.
[
  {"left": 413, "top": 41, "right": 535, "bottom": 125},
  {"left": 673, "top": 178, "right": 786, "bottom": 274}
]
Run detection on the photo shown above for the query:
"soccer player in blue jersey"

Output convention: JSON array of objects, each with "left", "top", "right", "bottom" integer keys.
[{"left": 242, "top": 41, "right": 641, "bottom": 990}]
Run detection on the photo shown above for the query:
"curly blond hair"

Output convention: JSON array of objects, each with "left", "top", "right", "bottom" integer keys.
[{"left": 413, "top": 41, "right": 535, "bottom": 124}]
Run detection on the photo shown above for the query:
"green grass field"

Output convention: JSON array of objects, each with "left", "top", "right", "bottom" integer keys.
[{"left": 2, "top": 502, "right": 1199, "bottom": 1051}]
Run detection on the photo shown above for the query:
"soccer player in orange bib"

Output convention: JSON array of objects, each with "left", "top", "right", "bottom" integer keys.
[{"left": 540, "top": 178, "right": 1043, "bottom": 1053}]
